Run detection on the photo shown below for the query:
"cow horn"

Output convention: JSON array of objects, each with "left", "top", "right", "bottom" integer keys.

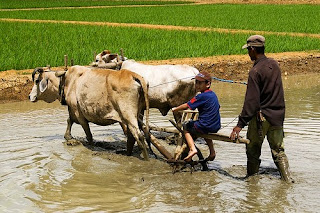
[
  {"left": 32, "top": 67, "right": 44, "bottom": 82},
  {"left": 55, "top": 70, "right": 67, "bottom": 77}
]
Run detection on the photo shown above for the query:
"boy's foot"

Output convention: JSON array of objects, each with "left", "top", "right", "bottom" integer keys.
[
  {"left": 206, "top": 154, "right": 216, "bottom": 161},
  {"left": 183, "top": 150, "right": 198, "bottom": 162}
]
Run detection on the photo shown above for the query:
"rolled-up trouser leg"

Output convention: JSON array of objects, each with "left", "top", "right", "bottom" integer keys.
[
  {"left": 246, "top": 118, "right": 268, "bottom": 176},
  {"left": 267, "top": 126, "right": 294, "bottom": 183},
  {"left": 275, "top": 152, "right": 294, "bottom": 183}
]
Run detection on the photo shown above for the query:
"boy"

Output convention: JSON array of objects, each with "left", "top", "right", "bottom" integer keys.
[{"left": 172, "top": 71, "right": 221, "bottom": 161}]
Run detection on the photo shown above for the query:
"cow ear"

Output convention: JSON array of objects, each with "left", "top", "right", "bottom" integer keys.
[{"left": 39, "top": 78, "right": 48, "bottom": 93}]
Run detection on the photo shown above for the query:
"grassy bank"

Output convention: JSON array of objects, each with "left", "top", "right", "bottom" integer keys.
[
  {"left": 1, "top": 4, "right": 320, "bottom": 33},
  {"left": 1, "top": 21, "right": 320, "bottom": 71}
]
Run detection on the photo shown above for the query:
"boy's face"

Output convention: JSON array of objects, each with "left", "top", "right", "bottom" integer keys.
[{"left": 195, "top": 80, "right": 210, "bottom": 92}]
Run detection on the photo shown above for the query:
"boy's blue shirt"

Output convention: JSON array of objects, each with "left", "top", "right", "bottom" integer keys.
[{"left": 187, "top": 89, "right": 221, "bottom": 133}]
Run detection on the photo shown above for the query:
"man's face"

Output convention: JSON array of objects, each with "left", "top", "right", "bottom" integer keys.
[
  {"left": 247, "top": 46, "right": 257, "bottom": 61},
  {"left": 195, "top": 80, "right": 210, "bottom": 92}
]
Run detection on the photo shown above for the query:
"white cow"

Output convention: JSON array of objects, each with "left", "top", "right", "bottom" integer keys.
[
  {"left": 94, "top": 50, "right": 199, "bottom": 122},
  {"left": 29, "top": 66, "right": 150, "bottom": 160}
]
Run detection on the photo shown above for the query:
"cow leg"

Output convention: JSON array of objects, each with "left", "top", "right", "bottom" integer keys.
[
  {"left": 64, "top": 117, "right": 74, "bottom": 141},
  {"left": 127, "top": 124, "right": 149, "bottom": 160},
  {"left": 126, "top": 127, "right": 135, "bottom": 156},
  {"left": 119, "top": 122, "right": 128, "bottom": 136},
  {"left": 138, "top": 110, "right": 156, "bottom": 158},
  {"left": 120, "top": 122, "right": 136, "bottom": 155},
  {"left": 79, "top": 119, "right": 93, "bottom": 144}
]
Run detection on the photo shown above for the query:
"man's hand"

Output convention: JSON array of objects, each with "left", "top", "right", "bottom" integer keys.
[{"left": 230, "top": 126, "right": 242, "bottom": 140}]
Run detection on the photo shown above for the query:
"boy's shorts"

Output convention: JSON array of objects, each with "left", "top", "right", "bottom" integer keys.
[{"left": 182, "top": 120, "right": 204, "bottom": 136}]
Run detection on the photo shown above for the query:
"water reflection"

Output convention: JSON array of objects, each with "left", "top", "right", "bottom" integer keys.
[{"left": 0, "top": 74, "right": 320, "bottom": 212}]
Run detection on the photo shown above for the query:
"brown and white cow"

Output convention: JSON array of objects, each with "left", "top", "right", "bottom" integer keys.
[
  {"left": 93, "top": 51, "right": 199, "bottom": 123},
  {"left": 29, "top": 65, "right": 150, "bottom": 160}
]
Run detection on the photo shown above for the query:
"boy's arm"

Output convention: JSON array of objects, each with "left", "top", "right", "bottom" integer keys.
[{"left": 172, "top": 103, "right": 188, "bottom": 113}]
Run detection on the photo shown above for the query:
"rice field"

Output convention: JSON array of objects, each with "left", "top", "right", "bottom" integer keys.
[
  {"left": 1, "top": 4, "right": 320, "bottom": 34},
  {"left": 0, "top": 1, "right": 319, "bottom": 71},
  {"left": 0, "top": 0, "right": 189, "bottom": 9}
]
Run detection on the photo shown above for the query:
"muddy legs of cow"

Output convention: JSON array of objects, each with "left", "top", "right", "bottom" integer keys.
[
  {"left": 137, "top": 111, "right": 154, "bottom": 157},
  {"left": 127, "top": 125, "right": 149, "bottom": 160},
  {"left": 119, "top": 122, "right": 128, "bottom": 136},
  {"left": 79, "top": 119, "right": 93, "bottom": 144},
  {"left": 64, "top": 117, "right": 74, "bottom": 141},
  {"left": 126, "top": 130, "right": 135, "bottom": 156}
]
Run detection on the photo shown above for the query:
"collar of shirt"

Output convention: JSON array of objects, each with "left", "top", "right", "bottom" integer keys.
[
  {"left": 253, "top": 55, "right": 267, "bottom": 66},
  {"left": 202, "top": 89, "right": 212, "bottom": 93}
]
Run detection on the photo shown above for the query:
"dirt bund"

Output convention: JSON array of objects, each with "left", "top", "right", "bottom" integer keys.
[{"left": 1, "top": 51, "right": 319, "bottom": 103}]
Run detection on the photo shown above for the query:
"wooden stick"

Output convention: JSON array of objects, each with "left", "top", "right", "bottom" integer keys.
[
  {"left": 196, "top": 132, "right": 250, "bottom": 144},
  {"left": 64, "top": 55, "right": 68, "bottom": 71},
  {"left": 93, "top": 51, "right": 96, "bottom": 60},
  {"left": 170, "top": 119, "right": 249, "bottom": 144},
  {"left": 139, "top": 122, "right": 173, "bottom": 160},
  {"left": 149, "top": 126, "right": 179, "bottom": 134},
  {"left": 169, "top": 119, "right": 208, "bottom": 171}
]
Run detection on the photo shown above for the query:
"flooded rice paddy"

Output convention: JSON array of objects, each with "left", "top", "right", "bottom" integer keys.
[{"left": 0, "top": 73, "right": 320, "bottom": 212}]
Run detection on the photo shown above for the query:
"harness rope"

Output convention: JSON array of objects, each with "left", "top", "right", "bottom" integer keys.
[{"left": 149, "top": 76, "right": 247, "bottom": 88}]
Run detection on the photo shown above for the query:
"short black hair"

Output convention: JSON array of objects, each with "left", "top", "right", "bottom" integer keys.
[{"left": 254, "top": 46, "right": 265, "bottom": 54}]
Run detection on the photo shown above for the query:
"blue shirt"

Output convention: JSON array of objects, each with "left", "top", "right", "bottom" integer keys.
[{"left": 187, "top": 90, "right": 221, "bottom": 133}]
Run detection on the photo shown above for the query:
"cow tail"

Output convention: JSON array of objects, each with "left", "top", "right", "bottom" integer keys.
[
  {"left": 132, "top": 73, "right": 151, "bottom": 150},
  {"left": 133, "top": 73, "right": 149, "bottom": 134}
]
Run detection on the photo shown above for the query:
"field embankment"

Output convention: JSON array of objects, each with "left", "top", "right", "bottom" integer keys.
[{"left": 1, "top": 51, "right": 319, "bottom": 103}]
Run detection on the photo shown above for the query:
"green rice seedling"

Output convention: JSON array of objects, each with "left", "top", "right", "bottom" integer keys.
[
  {"left": 1, "top": 21, "right": 320, "bottom": 71},
  {"left": 1, "top": 4, "right": 319, "bottom": 34},
  {"left": 0, "top": 0, "right": 190, "bottom": 9}
]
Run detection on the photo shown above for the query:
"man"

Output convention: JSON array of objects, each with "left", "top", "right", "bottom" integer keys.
[
  {"left": 172, "top": 71, "right": 221, "bottom": 162},
  {"left": 230, "top": 35, "right": 294, "bottom": 182}
]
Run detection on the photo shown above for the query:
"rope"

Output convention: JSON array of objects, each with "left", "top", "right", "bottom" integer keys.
[
  {"left": 220, "top": 116, "right": 238, "bottom": 130},
  {"left": 149, "top": 76, "right": 195, "bottom": 88},
  {"left": 148, "top": 75, "right": 247, "bottom": 88},
  {"left": 211, "top": 77, "right": 247, "bottom": 85}
]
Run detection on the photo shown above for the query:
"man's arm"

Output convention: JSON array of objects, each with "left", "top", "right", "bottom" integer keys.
[{"left": 237, "top": 71, "right": 261, "bottom": 128}]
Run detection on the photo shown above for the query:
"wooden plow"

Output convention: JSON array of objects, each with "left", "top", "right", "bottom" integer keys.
[{"left": 141, "top": 110, "right": 250, "bottom": 173}]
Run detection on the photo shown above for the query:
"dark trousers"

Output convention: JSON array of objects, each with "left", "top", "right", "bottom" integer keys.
[{"left": 246, "top": 117, "right": 285, "bottom": 176}]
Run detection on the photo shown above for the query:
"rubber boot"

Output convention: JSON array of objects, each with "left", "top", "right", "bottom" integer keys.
[
  {"left": 247, "top": 159, "right": 260, "bottom": 177},
  {"left": 275, "top": 153, "right": 294, "bottom": 183}
]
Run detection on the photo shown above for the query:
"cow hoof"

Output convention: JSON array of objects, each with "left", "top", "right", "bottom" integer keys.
[{"left": 64, "top": 139, "right": 81, "bottom": 146}]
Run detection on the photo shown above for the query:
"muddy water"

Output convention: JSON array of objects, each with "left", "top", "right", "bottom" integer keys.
[{"left": 0, "top": 74, "right": 319, "bottom": 212}]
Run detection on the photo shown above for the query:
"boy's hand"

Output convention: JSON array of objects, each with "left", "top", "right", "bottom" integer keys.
[{"left": 171, "top": 107, "right": 177, "bottom": 112}]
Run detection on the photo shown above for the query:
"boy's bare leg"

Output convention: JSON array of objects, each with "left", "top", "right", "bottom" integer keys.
[
  {"left": 183, "top": 132, "right": 198, "bottom": 161},
  {"left": 205, "top": 138, "right": 216, "bottom": 161}
]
